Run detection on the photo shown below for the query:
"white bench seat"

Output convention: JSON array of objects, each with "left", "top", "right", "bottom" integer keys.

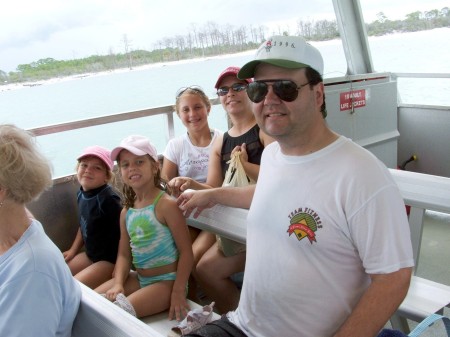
[
  {"left": 72, "top": 283, "right": 218, "bottom": 337},
  {"left": 399, "top": 276, "right": 450, "bottom": 322},
  {"left": 388, "top": 170, "right": 450, "bottom": 332},
  {"left": 73, "top": 283, "right": 164, "bottom": 337},
  {"left": 142, "top": 301, "right": 219, "bottom": 337}
]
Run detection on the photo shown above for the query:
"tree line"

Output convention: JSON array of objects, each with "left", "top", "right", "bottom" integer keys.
[{"left": 1, "top": 7, "right": 448, "bottom": 85}]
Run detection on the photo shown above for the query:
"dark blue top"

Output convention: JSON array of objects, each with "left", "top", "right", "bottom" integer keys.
[{"left": 77, "top": 184, "right": 122, "bottom": 263}]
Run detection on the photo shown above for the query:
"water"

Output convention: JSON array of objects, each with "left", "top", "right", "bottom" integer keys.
[{"left": 1, "top": 28, "right": 449, "bottom": 177}]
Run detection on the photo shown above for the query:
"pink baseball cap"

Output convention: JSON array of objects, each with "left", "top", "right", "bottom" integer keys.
[
  {"left": 77, "top": 145, "right": 114, "bottom": 171},
  {"left": 111, "top": 135, "right": 158, "bottom": 162},
  {"left": 214, "top": 66, "right": 253, "bottom": 89}
]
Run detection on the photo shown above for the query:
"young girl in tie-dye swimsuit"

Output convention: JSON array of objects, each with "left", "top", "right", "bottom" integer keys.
[{"left": 95, "top": 135, "right": 193, "bottom": 321}]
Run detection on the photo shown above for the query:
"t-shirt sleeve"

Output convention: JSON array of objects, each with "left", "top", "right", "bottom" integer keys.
[
  {"left": 163, "top": 138, "right": 180, "bottom": 165},
  {"left": 349, "top": 184, "right": 414, "bottom": 274}
]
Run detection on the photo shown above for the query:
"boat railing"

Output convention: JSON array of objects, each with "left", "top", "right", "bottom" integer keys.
[
  {"left": 28, "top": 72, "right": 449, "bottom": 142},
  {"left": 27, "top": 71, "right": 450, "bottom": 181},
  {"left": 392, "top": 72, "right": 450, "bottom": 80},
  {"left": 392, "top": 72, "right": 450, "bottom": 108},
  {"left": 27, "top": 71, "right": 414, "bottom": 139},
  {"left": 28, "top": 97, "right": 221, "bottom": 139}
]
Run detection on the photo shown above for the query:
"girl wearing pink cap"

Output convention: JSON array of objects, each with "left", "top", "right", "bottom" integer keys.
[
  {"left": 96, "top": 135, "right": 193, "bottom": 321},
  {"left": 63, "top": 145, "right": 122, "bottom": 289}
]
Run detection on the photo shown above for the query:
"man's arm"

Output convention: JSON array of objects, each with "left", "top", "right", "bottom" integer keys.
[
  {"left": 334, "top": 267, "right": 412, "bottom": 337},
  {"left": 177, "top": 185, "right": 255, "bottom": 218}
]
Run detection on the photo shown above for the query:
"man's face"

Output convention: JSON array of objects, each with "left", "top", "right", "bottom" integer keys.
[{"left": 252, "top": 63, "right": 324, "bottom": 142}]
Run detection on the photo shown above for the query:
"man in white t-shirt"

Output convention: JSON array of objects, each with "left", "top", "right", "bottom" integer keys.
[{"left": 178, "top": 35, "right": 414, "bottom": 337}]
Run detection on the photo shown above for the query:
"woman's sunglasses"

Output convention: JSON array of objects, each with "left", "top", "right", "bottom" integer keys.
[
  {"left": 246, "top": 80, "right": 311, "bottom": 103},
  {"left": 217, "top": 83, "right": 248, "bottom": 96}
]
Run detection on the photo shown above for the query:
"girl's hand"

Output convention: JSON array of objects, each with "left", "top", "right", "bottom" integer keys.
[
  {"left": 105, "top": 284, "right": 124, "bottom": 301},
  {"left": 239, "top": 143, "right": 249, "bottom": 163},
  {"left": 168, "top": 177, "right": 192, "bottom": 197},
  {"left": 231, "top": 143, "right": 248, "bottom": 163},
  {"left": 62, "top": 250, "right": 75, "bottom": 262},
  {"left": 168, "top": 289, "right": 190, "bottom": 321}
]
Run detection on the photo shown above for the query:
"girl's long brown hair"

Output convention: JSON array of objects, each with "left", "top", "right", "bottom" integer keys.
[{"left": 119, "top": 155, "right": 172, "bottom": 209}]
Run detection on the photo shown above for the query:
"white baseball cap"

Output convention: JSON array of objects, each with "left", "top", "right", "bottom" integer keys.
[
  {"left": 111, "top": 135, "right": 158, "bottom": 162},
  {"left": 238, "top": 35, "right": 324, "bottom": 79}
]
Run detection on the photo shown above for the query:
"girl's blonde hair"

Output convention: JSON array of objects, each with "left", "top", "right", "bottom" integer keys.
[
  {"left": 119, "top": 155, "right": 172, "bottom": 209},
  {"left": 0, "top": 124, "right": 53, "bottom": 204}
]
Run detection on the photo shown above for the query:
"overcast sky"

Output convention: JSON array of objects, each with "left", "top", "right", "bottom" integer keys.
[{"left": 1, "top": 0, "right": 447, "bottom": 72}]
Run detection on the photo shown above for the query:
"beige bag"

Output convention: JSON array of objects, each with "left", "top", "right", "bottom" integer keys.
[
  {"left": 218, "top": 151, "right": 253, "bottom": 256},
  {"left": 222, "top": 151, "right": 253, "bottom": 187}
]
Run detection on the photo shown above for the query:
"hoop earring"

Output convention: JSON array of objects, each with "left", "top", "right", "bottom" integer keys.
[{"left": 0, "top": 201, "right": 3, "bottom": 208}]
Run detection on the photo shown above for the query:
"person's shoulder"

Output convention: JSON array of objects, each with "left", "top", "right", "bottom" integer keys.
[
  {"left": 103, "top": 184, "right": 121, "bottom": 197},
  {"left": 157, "top": 192, "right": 181, "bottom": 213},
  {"left": 25, "top": 221, "right": 72, "bottom": 272},
  {"left": 337, "top": 136, "right": 393, "bottom": 181},
  {"left": 339, "top": 136, "right": 384, "bottom": 164},
  {"left": 167, "top": 134, "right": 188, "bottom": 146},
  {"left": 164, "top": 134, "right": 189, "bottom": 155},
  {"left": 97, "top": 184, "right": 121, "bottom": 203},
  {"left": 212, "top": 131, "right": 225, "bottom": 149},
  {"left": 212, "top": 128, "right": 224, "bottom": 136},
  {"left": 159, "top": 191, "right": 176, "bottom": 204},
  {"left": 263, "top": 140, "right": 279, "bottom": 152},
  {"left": 259, "top": 141, "right": 279, "bottom": 163}
]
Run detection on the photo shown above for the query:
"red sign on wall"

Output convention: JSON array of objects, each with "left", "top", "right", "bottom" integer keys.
[{"left": 340, "top": 89, "right": 366, "bottom": 111}]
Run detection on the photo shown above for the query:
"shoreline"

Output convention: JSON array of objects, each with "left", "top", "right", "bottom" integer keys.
[
  {"left": 0, "top": 50, "right": 256, "bottom": 93},
  {"left": 1, "top": 28, "right": 448, "bottom": 93}
]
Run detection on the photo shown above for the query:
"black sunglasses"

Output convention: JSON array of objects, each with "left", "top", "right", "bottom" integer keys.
[
  {"left": 217, "top": 83, "right": 248, "bottom": 96},
  {"left": 246, "top": 80, "right": 311, "bottom": 103}
]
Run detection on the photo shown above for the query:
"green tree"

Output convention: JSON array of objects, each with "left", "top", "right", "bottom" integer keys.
[{"left": 1, "top": 7, "right": 446, "bottom": 86}]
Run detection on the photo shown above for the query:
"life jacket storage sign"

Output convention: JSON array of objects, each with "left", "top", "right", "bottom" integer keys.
[{"left": 340, "top": 89, "right": 366, "bottom": 112}]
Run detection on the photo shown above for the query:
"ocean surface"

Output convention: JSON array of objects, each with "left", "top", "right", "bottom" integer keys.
[{"left": 1, "top": 28, "right": 449, "bottom": 177}]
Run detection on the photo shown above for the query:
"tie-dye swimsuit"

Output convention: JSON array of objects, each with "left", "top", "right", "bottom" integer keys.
[{"left": 126, "top": 190, "right": 178, "bottom": 287}]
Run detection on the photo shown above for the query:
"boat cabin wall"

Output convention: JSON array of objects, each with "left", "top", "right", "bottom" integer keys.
[
  {"left": 398, "top": 105, "right": 450, "bottom": 178},
  {"left": 27, "top": 176, "right": 80, "bottom": 251},
  {"left": 325, "top": 74, "right": 399, "bottom": 169}
]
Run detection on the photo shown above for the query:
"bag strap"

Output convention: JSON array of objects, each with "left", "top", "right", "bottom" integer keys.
[{"left": 408, "top": 313, "right": 450, "bottom": 337}]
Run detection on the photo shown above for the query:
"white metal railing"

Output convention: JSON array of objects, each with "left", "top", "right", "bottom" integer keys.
[
  {"left": 392, "top": 72, "right": 450, "bottom": 108},
  {"left": 29, "top": 97, "right": 221, "bottom": 138},
  {"left": 28, "top": 72, "right": 450, "bottom": 139},
  {"left": 392, "top": 73, "right": 450, "bottom": 79}
]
